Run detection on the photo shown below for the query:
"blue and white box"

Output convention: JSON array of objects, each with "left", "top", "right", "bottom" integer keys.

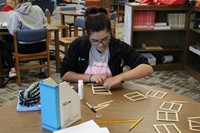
[{"left": 40, "top": 77, "right": 81, "bottom": 132}]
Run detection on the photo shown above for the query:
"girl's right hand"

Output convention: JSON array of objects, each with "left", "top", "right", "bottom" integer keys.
[{"left": 90, "top": 74, "right": 107, "bottom": 84}]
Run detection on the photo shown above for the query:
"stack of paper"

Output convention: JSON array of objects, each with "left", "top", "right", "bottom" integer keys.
[
  {"left": 154, "top": 22, "right": 171, "bottom": 30},
  {"left": 53, "top": 120, "right": 109, "bottom": 133},
  {"left": 0, "top": 11, "right": 13, "bottom": 28}
]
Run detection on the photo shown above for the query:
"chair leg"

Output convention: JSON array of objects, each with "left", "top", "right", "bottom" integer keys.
[
  {"left": 47, "top": 32, "right": 52, "bottom": 45},
  {"left": 64, "top": 43, "right": 69, "bottom": 52},
  {"left": 69, "top": 26, "right": 72, "bottom": 37},
  {"left": 82, "top": 29, "right": 85, "bottom": 35},
  {"left": 47, "top": 58, "right": 50, "bottom": 77},
  {"left": 117, "top": 5, "right": 120, "bottom": 22},
  {"left": 112, "top": 29, "right": 116, "bottom": 37},
  {"left": 15, "top": 61, "right": 21, "bottom": 86}
]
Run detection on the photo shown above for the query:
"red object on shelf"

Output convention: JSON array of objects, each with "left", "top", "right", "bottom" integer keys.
[
  {"left": 85, "top": 0, "right": 101, "bottom": 7},
  {"left": 133, "top": 11, "right": 156, "bottom": 30}
]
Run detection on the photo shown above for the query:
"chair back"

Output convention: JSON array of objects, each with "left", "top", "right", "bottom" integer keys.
[
  {"left": 13, "top": 28, "right": 50, "bottom": 86},
  {"left": 110, "top": 11, "right": 117, "bottom": 20},
  {"left": 75, "top": 17, "right": 85, "bottom": 29},
  {"left": 110, "top": 11, "right": 117, "bottom": 37},
  {"left": 74, "top": 17, "right": 85, "bottom": 36},
  {"left": 117, "top": 0, "right": 125, "bottom": 22},
  {"left": 16, "top": 29, "right": 46, "bottom": 43},
  {"left": 117, "top": 0, "right": 126, "bottom": 6},
  {"left": 60, "top": 6, "right": 77, "bottom": 11},
  {"left": 45, "top": 9, "right": 51, "bottom": 24},
  {"left": 60, "top": 5, "right": 78, "bottom": 37}
]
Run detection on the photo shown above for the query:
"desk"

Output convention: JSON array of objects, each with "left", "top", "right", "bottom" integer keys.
[
  {"left": 60, "top": 11, "right": 84, "bottom": 37},
  {"left": 0, "top": 82, "right": 200, "bottom": 133},
  {"left": 46, "top": 24, "right": 60, "bottom": 73}
]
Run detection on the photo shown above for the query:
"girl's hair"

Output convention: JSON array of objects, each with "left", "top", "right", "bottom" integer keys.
[
  {"left": 85, "top": 7, "right": 111, "bottom": 35},
  {"left": 85, "top": 6, "right": 108, "bottom": 16}
]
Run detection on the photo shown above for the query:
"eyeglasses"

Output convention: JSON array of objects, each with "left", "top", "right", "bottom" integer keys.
[{"left": 89, "top": 35, "right": 111, "bottom": 45}]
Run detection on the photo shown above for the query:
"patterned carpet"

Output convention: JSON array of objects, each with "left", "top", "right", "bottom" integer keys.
[{"left": 0, "top": 7, "right": 200, "bottom": 108}]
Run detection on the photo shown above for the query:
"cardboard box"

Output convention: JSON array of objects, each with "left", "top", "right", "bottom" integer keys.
[{"left": 40, "top": 77, "right": 81, "bottom": 131}]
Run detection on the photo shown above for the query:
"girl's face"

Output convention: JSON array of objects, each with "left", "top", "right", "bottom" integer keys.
[
  {"left": 7, "top": 0, "right": 17, "bottom": 9},
  {"left": 89, "top": 29, "right": 111, "bottom": 53}
]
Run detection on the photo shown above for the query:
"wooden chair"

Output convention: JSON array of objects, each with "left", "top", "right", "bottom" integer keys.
[
  {"left": 117, "top": 0, "right": 126, "bottom": 22},
  {"left": 45, "top": 9, "right": 69, "bottom": 43},
  {"left": 59, "top": 17, "right": 85, "bottom": 53},
  {"left": 12, "top": 29, "right": 50, "bottom": 85},
  {"left": 60, "top": 6, "right": 77, "bottom": 37}
]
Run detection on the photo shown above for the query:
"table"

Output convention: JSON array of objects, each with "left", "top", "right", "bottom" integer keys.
[
  {"left": 0, "top": 82, "right": 200, "bottom": 133},
  {"left": 60, "top": 10, "right": 85, "bottom": 37},
  {"left": 46, "top": 24, "right": 60, "bottom": 73}
]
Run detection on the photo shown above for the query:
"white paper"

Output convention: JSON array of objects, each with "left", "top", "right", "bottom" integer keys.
[
  {"left": 0, "top": 11, "right": 13, "bottom": 26},
  {"left": 101, "top": 127, "right": 110, "bottom": 133},
  {"left": 53, "top": 120, "right": 109, "bottom": 133}
]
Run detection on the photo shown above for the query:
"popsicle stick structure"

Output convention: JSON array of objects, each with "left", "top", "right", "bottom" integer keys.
[
  {"left": 153, "top": 123, "right": 182, "bottom": 133},
  {"left": 160, "top": 101, "right": 183, "bottom": 112},
  {"left": 93, "top": 104, "right": 110, "bottom": 111},
  {"left": 188, "top": 117, "right": 200, "bottom": 132},
  {"left": 93, "top": 100, "right": 113, "bottom": 111},
  {"left": 145, "top": 90, "right": 167, "bottom": 99},
  {"left": 91, "top": 84, "right": 112, "bottom": 95},
  {"left": 124, "top": 92, "right": 148, "bottom": 102},
  {"left": 157, "top": 111, "right": 179, "bottom": 122},
  {"left": 170, "top": 101, "right": 189, "bottom": 103}
]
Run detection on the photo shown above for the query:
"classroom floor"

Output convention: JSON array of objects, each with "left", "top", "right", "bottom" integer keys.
[{"left": 0, "top": 7, "right": 200, "bottom": 108}]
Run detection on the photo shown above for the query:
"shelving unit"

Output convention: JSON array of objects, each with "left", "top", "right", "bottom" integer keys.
[
  {"left": 185, "top": 7, "right": 200, "bottom": 82},
  {"left": 124, "top": 4, "right": 189, "bottom": 71}
]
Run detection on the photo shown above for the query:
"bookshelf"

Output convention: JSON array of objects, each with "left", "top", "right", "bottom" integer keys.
[
  {"left": 124, "top": 4, "right": 189, "bottom": 71},
  {"left": 185, "top": 6, "right": 200, "bottom": 82}
]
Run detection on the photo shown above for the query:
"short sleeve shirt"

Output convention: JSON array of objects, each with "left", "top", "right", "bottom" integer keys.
[{"left": 84, "top": 46, "right": 112, "bottom": 77}]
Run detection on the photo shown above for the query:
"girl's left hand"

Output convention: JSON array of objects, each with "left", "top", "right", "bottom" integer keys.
[{"left": 103, "top": 75, "right": 123, "bottom": 89}]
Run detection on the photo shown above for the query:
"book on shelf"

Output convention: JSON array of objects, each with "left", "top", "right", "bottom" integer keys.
[
  {"left": 16, "top": 90, "right": 41, "bottom": 112},
  {"left": 168, "top": 13, "right": 186, "bottom": 29},
  {"left": 178, "top": 13, "right": 186, "bottom": 29},
  {"left": 154, "top": 22, "right": 167, "bottom": 26},
  {"left": 133, "top": 11, "right": 155, "bottom": 30},
  {"left": 154, "top": 26, "right": 171, "bottom": 30},
  {"left": 144, "top": 46, "right": 163, "bottom": 50}
]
